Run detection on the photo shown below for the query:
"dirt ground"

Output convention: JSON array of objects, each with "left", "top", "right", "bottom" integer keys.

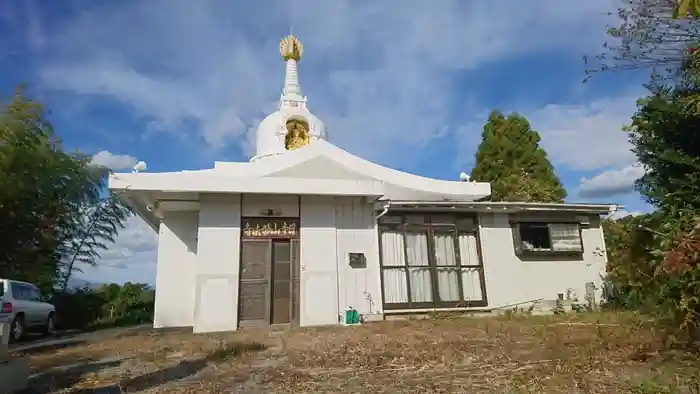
[{"left": 14, "top": 312, "right": 700, "bottom": 393}]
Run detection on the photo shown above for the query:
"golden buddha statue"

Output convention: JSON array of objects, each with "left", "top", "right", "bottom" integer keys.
[{"left": 284, "top": 118, "right": 310, "bottom": 150}]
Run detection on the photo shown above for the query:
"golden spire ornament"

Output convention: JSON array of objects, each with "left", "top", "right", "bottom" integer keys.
[
  {"left": 674, "top": 0, "right": 700, "bottom": 18},
  {"left": 280, "top": 34, "right": 303, "bottom": 62}
]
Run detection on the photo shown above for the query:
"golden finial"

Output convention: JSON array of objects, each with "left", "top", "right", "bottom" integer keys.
[{"left": 280, "top": 34, "right": 303, "bottom": 62}]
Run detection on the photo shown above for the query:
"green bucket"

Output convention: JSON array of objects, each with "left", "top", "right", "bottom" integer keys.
[{"left": 344, "top": 308, "right": 360, "bottom": 324}]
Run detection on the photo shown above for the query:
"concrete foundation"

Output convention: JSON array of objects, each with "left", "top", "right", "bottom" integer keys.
[
  {"left": 0, "top": 323, "right": 29, "bottom": 393},
  {"left": 0, "top": 357, "right": 30, "bottom": 393}
]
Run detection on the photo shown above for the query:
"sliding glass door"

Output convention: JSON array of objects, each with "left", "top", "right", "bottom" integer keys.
[{"left": 379, "top": 214, "right": 487, "bottom": 310}]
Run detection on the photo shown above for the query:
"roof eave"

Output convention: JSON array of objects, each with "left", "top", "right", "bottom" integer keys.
[
  {"left": 117, "top": 192, "right": 160, "bottom": 232},
  {"left": 376, "top": 200, "right": 622, "bottom": 215}
]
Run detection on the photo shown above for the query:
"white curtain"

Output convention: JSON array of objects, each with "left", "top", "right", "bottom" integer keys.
[
  {"left": 383, "top": 269, "right": 408, "bottom": 303},
  {"left": 406, "top": 233, "right": 432, "bottom": 302},
  {"left": 381, "top": 231, "right": 408, "bottom": 303},
  {"left": 550, "top": 223, "right": 582, "bottom": 252},
  {"left": 381, "top": 231, "right": 406, "bottom": 266},
  {"left": 458, "top": 233, "right": 480, "bottom": 266},
  {"left": 459, "top": 234, "right": 483, "bottom": 302},
  {"left": 408, "top": 268, "right": 432, "bottom": 302},
  {"left": 434, "top": 234, "right": 459, "bottom": 301},
  {"left": 436, "top": 268, "right": 459, "bottom": 302},
  {"left": 406, "top": 233, "right": 429, "bottom": 266},
  {"left": 461, "top": 267, "right": 483, "bottom": 301},
  {"left": 434, "top": 234, "right": 456, "bottom": 266}
]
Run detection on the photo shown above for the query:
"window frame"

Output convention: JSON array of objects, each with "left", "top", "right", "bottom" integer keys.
[
  {"left": 511, "top": 221, "right": 584, "bottom": 257},
  {"left": 378, "top": 213, "right": 488, "bottom": 310}
]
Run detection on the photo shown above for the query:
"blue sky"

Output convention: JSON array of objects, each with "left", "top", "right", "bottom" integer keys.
[{"left": 1, "top": 0, "right": 652, "bottom": 285}]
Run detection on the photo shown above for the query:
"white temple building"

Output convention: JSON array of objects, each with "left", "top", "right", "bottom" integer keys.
[{"left": 109, "top": 35, "right": 618, "bottom": 333}]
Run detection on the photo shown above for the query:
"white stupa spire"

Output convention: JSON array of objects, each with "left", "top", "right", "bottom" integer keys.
[
  {"left": 251, "top": 33, "right": 326, "bottom": 161},
  {"left": 279, "top": 34, "right": 306, "bottom": 107}
]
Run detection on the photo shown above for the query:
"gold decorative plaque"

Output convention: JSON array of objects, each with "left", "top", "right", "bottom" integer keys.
[{"left": 242, "top": 218, "right": 299, "bottom": 238}]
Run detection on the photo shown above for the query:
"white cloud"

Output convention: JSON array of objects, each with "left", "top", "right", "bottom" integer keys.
[
  {"left": 456, "top": 93, "right": 642, "bottom": 183},
  {"left": 578, "top": 164, "right": 645, "bottom": 198},
  {"left": 37, "top": 0, "right": 620, "bottom": 166},
  {"left": 91, "top": 150, "right": 138, "bottom": 171},
  {"left": 79, "top": 215, "right": 158, "bottom": 285},
  {"left": 529, "top": 94, "right": 641, "bottom": 171}
]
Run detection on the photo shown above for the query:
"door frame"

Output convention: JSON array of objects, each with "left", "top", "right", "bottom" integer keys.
[{"left": 238, "top": 217, "right": 301, "bottom": 328}]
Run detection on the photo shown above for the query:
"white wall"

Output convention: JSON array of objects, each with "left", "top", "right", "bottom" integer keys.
[
  {"left": 299, "top": 196, "right": 339, "bottom": 325},
  {"left": 335, "top": 197, "right": 383, "bottom": 318},
  {"left": 193, "top": 194, "right": 241, "bottom": 333},
  {"left": 478, "top": 212, "right": 607, "bottom": 308},
  {"left": 153, "top": 211, "right": 199, "bottom": 328},
  {"left": 299, "top": 196, "right": 381, "bottom": 326},
  {"left": 242, "top": 194, "right": 299, "bottom": 217}
]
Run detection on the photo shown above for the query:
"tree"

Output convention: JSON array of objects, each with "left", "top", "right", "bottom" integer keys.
[
  {"left": 626, "top": 81, "right": 700, "bottom": 341},
  {"left": 629, "top": 87, "right": 700, "bottom": 210},
  {"left": 585, "top": 0, "right": 700, "bottom": 108},
  {"left": 0, "top": 87, "right": 91, "bottom": 287},
  {"left": 586, "top": 0, "right": 689, "bottom": 79},
  {"left": 0, "top": 86, "right": 130, "bottom": 291},
  {"left": 586, "top": 0, "right": 700, "bottom": 342},
  {"left": 59, "top": 192, "right": 132, "bottom": 292},
  {"left": 470, "top": 110, "right": 567, "bottom": 202},
  {"left": 674, "top": 0, "right": 700, "bottom": 17},
  {"left": 602, "top": 213, "right": 663, "bottom": 309},
  {"left": 50, "top": 282, "right": 155, "bottom": 330}
]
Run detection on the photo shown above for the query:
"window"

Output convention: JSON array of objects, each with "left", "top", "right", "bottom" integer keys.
[
  {"left": 27, "top": 286, "right": 42, "bottom": 301},
  {"left": 9, "top": 283, "right": 40, "bottom": 301},
  {"left": 513, "top": 222, "right": 583, "bottom": 255},
  {"left": 10, "top": 282, "right": 25, "bottom": 300},
  {"left": 379, "top": 214, "right": 487, "bottom": 309}
]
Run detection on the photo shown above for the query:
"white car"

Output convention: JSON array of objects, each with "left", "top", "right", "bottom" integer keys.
[{"left": 0, "top": 279, "right": 56, "bottom": 343}]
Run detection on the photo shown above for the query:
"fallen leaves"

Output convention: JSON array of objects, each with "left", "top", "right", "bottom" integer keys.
[{"left": 14, "top": 312, "right": 700, "bottom": 393}]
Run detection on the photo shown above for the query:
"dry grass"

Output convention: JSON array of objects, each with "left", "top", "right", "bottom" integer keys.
[{"left": 16, "top": 312, "right": 700, "bottom": 393}]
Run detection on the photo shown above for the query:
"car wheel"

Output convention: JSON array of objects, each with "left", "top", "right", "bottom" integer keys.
[
  {"left": 9, "top": 315, "right": 25, "bottom": 343},
  {"left": 42, "top": 313, "right": 55, "bottom": 336}
]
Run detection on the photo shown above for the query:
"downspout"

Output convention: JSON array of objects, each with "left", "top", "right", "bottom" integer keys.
[
  {"left": 335, "top": 197, "right": 342, "bottom": 323},
  {"left": 375, "top": 201, "right": 391, "bottom": 220},
  {"left": 361, "top": 200, "right": 391, "bottom": 323},
  {"left": 600, "top": 204, "right": 618, "bottom": 265},
  {"left": 595, "top": 204, "right": 619, "bottom": 303}
]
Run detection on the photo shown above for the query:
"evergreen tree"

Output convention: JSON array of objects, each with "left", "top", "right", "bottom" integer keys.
[{"left": 470, "top": 110, "right": 567, "bottom": 202}]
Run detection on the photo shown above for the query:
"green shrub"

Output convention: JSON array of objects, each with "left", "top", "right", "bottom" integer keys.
[{"left": 50, "top": 282, "right": 154, "bottom": 331}]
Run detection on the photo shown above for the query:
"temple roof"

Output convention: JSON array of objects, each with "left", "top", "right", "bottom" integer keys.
[{"left": 109, "top": 138, "right": 491, "bottom": 202}]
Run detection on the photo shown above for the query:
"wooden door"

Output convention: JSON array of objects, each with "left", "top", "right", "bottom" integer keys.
[
  {"left": 270, "top": 240, "right": 301, "bottom": 325},
  {"left": 291, "top": 239, "right": 301, "bottom": 325},
  {"left": 239, "top": 240, "right": 271, "bottom": 327},
  {"left": 271, "top": 241, "right": 292, "bottom": 324}
]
